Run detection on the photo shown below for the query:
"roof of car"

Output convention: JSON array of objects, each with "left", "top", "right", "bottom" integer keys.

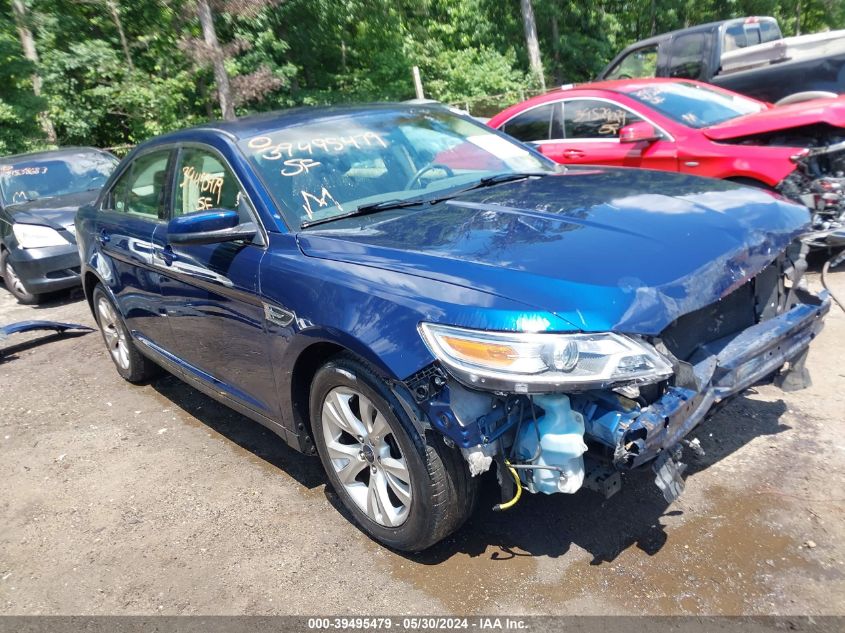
[
  {"left": 492, "top": 78, "right": 700, "bottom": 114},
  {"left": 0, "top": 146, "right": 112, "bottom": 165},
  {"left": 153, "top": 102, "right": 450, "bottom": 144},
  {"left": 558, "top": 77, "right": 693, "bottom": 93}
]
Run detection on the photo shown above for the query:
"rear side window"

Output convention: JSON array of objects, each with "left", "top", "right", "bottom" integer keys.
[
  {"left": 760, "top": 20, "right": 781, "bottom": 43},
  {"left": 501, "top": 103, "right": 556, "bottom": 143},
  {"left": 723, "top": 24, "right": 747, "bottom": 51},
  {"left": 173, "top": 147, "right": 253, "bottom": 223},
  {"left": 668, "top": 33, "right": 708, "bottom": 79},
  {"left": 105, "top": 151, "right": 171, "bottom": 219},
  {"left": 724, "top": 20, "right": 780, "bottom": 51},
  {"left": 563, "top": 100, "right": 643, "bottom": 139},
  {"left": 605, "top": 45, "right": 658, "bottom": 80},
  {"left": 745, "top": 25, "right": 762, "bottom": 46}
]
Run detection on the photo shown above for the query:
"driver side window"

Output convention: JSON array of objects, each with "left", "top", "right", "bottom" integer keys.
[
  {"left": 105, "top": 150, "right": 171, "bottom": 219},
  {"left": 564, "top": 100, "right": 643, "bottom": 139},
  {"left": 174, "top": 148, "right": 253, "bottom": 223},
  {"left": 606, "top": 45, "right": 658, "bottom": 80}
]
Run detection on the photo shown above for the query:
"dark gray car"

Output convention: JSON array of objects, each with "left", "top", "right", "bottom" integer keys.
[{"left": 0, "top": 147, "right": 118, "bottom": 304}]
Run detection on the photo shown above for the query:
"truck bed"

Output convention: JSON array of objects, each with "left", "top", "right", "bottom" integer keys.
[{"left": 720, "top": 29, "right": 845, "bottom": 75}]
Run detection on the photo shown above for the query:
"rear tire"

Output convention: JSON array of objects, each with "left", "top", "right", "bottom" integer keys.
[
  {"left": 1, "top": 250, "right": 41, "bottom": 305},
  {"left": 310, "top": 353, "right": 477, "bottom": 551},
  {"left": 92, "top": 284, "right": 160, "bottom": 383}
]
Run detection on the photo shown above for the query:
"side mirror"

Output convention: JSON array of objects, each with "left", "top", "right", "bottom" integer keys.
[
  {"left": 619, "top": 121, "right": 661, "bottom": 144},
  {"left": 167, "top": 209, "right": 257, "bottom": 245}
]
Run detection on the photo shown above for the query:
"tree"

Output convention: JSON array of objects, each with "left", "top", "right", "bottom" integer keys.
[
  {"left": 3, "top": 0, "right": 845, "bottom": 151},
  {"left": 106, "top": 0, "right": 133, "bottom": 70},
  {"left": 0, "top": 10, "right": 48, "bottom": 154},
  {"left": 9, "top": 0, "right": 56, "bottom": 143},
  {"left": 195, "top": 0, "right": 235, "bottom": 120},
  {"left": 520, "top": 0, "right": 545, "bottom": 90}
]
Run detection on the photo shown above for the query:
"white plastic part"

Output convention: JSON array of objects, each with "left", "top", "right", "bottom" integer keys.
[
  {"left": 514, "top": 394, "right": 588, "bottom": 494},
  {"left": 461, "top": 445, "right": 494, "bottom": 477}
]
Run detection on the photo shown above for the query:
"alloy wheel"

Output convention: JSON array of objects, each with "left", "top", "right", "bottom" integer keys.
[
  {"left": 320, "top": 387, "right": 412, "bottom": 527},
  {"left": 96, "top": 296, "right": 130, "bottom": 371},
  {"left": 4, "top": 261, "right": 27, "bottom": 297}
]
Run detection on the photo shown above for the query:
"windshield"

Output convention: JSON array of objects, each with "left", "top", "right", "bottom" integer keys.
[
  {"left": 238, "top": 108, "right": 555, "bottom": 228},
  {"left": 622, "top": 82, "right": 764, "bottom": 128},
  {"left": 0, "top": 150, "right": 117, "bottom": 206}
]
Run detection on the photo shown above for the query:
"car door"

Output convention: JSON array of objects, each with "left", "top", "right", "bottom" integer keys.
[
  {"left": 155, "top": 144, "right": 277, "bottom": 419},
  {"left": 95, "top": 148, "right": 174, "bottom": 350},
  {"left": 544, "top": 98, "right": 677, "bottom": 171}
]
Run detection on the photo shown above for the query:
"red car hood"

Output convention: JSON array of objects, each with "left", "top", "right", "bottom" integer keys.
[{"left": 702, "top": 97, "right": 845, "bottom": 141}]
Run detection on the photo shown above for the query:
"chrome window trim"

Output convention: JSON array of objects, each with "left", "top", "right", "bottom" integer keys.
[{"left": 497, "top": 96, "right": 675, "bottom": 144}]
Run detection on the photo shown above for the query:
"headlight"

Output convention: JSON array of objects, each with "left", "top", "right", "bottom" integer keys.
[
  {"left": 13, "top": 223, "right": 67, "bottom": 248},
  {"left": 419, "top": 323, "right": 673, "bottom": 393}
]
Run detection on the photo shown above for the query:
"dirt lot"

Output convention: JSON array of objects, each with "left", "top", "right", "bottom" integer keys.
[{"left": 0, "top": 267, "right": 843, "bottom": 616}]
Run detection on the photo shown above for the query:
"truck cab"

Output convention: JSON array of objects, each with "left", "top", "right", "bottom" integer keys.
[{"left": 599, "top": 17, "right": 844, "bottom": 103}]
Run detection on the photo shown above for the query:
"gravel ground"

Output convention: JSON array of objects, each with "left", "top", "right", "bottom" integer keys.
[{"left": 0, "top": 267, "right": 843, "bottom": 616}]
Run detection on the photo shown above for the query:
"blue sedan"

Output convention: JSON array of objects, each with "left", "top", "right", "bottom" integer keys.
[{"left": 76, "top": 104, "right": 830, "bottom": 551}]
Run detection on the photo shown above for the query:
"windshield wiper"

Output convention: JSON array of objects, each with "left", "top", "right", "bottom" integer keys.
[
  {"left": 300, "top": 196, "right": 433, "bottom": 229},
  {"left": 299, "top": 173, "right": 550, "bottom": 230},
  {"left": 465, "top": 171, "right": 549, "bottom": 191}
]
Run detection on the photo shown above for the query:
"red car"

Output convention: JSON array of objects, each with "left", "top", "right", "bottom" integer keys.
[{"left": 488, "top": 78, "right": 845, "bottom": 191}]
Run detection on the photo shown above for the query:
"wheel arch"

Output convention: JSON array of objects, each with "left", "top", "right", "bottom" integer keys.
[
  {"left": 288, "top": 340, "right": 347, "bottom": 453},
  {"left": 284, "top": 332, "right": 432, "bottom": 455},
  {"left": 725, "top": 175, "right": 778, "bottom": 190},
  {"left": 82, "top": 269, "right": 102, "bottom": 317}
]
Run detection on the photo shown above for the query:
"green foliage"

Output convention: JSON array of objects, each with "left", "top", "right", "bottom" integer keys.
[
  {"left": 1, "top": 0, "right": 844, "bottom": 153},
  {"left": 0, "top": 8, "right": 48, "bottom": 155}
]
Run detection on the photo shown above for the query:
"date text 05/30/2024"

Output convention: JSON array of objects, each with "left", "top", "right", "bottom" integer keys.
[{"left": 307, "top": 618, "right": 528, "bottom": 630}]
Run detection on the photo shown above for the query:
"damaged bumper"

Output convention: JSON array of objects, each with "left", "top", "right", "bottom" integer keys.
[
  {"left": 407, "top": 285, "right": 830, "bottom": 503},
  {"left": 580, "top": 287, "right": 830, "bottom": 471},
  {"left": 0, "top": 320, "right": 94, "bottom": 360}
]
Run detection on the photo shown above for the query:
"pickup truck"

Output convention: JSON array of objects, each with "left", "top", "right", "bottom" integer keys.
[{"left": 597, "top": 16, "right": 845, "bottom": 104}]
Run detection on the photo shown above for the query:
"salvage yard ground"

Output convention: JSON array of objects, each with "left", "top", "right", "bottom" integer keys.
[{"left": 1, "top": 265, "right": 843, "bottom": 615}]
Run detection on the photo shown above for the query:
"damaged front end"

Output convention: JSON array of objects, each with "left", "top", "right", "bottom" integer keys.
[
  {"left": 778, "top": 140, "right": 845, "bottom": 248},
  {"left": 406, "top": 245, "right": 830, "bottom": 507}
]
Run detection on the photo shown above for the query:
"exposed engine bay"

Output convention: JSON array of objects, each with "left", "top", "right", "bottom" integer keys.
[
  {"left": 406, "top": 243, "right": 831, "bottom": 509},
  {"left": 776, "top": 136, "right": 845, "bottom": 248},
  {"left": 724, "top": 123, "right": 845, "bottom": 248}
]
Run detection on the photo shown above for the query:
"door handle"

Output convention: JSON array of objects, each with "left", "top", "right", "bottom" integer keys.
[
  {"left": 161, "top": 245, "right": 178, "bottom": 266},
  {"left": 562, "top": 149, "right": 585, "bottom": 158},
  {"left": 97, "top": 230, "right": 110, "bottom": 245}
]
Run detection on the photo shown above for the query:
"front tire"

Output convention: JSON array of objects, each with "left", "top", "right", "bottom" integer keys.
[
  {"left": 1, "top": 250, "right": 41, "bottom": 305},
  {"left": 92, "top": 284, "right": 159, "bottom": 383},
  {"left": 310, "top": 354, "right": 477, "bottom": 551}
]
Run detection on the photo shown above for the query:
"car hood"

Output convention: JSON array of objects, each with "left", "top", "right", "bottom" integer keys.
[
  {"left": 297, "top": 168, "right": 809, "bottom": 335},
  {"left": 5, "top": 190, "right": 97, "bottom": 229},
  {"left": 702, "top": 97, "right": 845, "bottom": 141}
]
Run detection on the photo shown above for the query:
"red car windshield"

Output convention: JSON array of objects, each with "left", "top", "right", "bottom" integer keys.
[{"left": 621, "top": 82, "right": 764, "bottom": 129}]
